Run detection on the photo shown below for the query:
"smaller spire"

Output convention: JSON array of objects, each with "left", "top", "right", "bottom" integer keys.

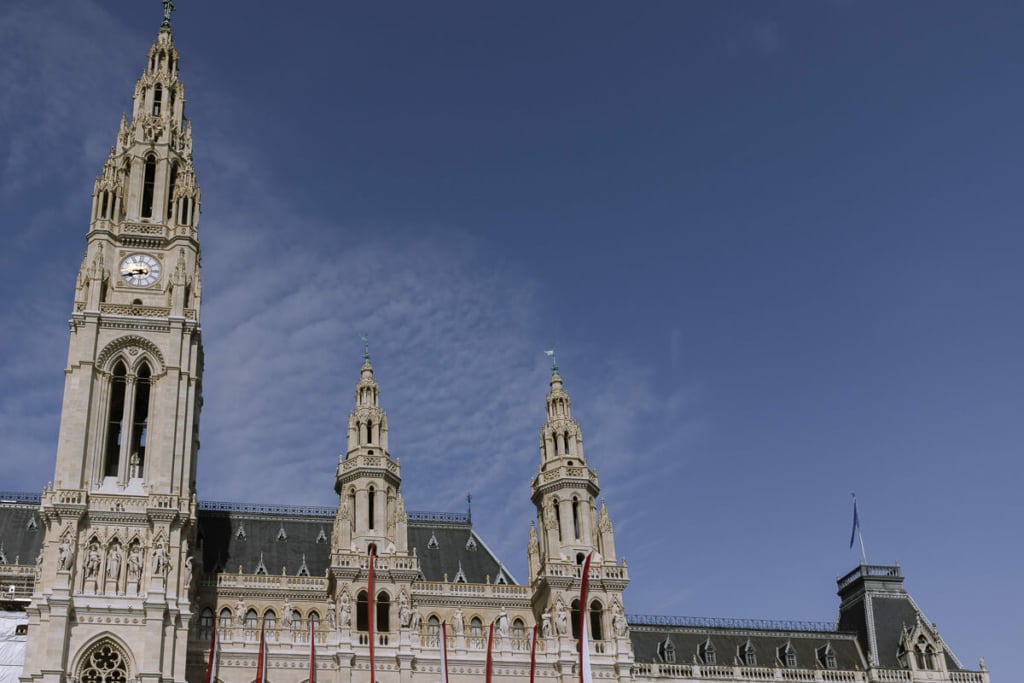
[
  {"left": 161, "top": 0, "right": 175, "bottom": 30},
  {"left": 361, "top": 333, "right": 372, "bottom": 365}
]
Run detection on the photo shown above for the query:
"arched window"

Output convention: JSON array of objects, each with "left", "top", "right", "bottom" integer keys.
[
  {"left": 366, "top": 420, "right": 373, "bottom": 444},
  {"left": 78, "top": 640, "right": 130, "bottom": 683},
  {"left": 356, "top": 590, "right": 369, "bottom": 632},
  {"left": 564, "top": 431, "right": 571, "bottom": 454},
  {"left": 152, "top": 85, "right": 162, "bottom": 116},
  {"left": 572, "top": 498, "right": 581, "bottom": 540},
  {"left": 128, "top": 363, "right": 151, "bottom": 473},
  {"left": 264, "top": 610, "right": 276, "bottom": 640},
  {"left": 166, "top": 162, "right": 178, "bottom": 220},
  {"left": 553, "top": 499, "right": 562, "bottom": 542},
  {"left": 570, "top": 599, "right": 580, "bottom": 639},
  {"left": 426, "top": 615, "right": 440, "bottom": 645},
  {"left": 244, "top": 609, "right": 258, "bottom": 641},
  {"left": 141, "top": 156, "right": 156, "bottom": 219},
  {"left": 512, "top": 618, "right": 526, "bottom": 639},
  {"left": 309, "top": 611, "right": 320, "bottom": 639},
  {"left": 104, "top": 362, "right": 127, "bottom": 477},
  {"left": 469, "top": 617, "right": 483, "bottom": 648},
  {"left": 376, "top": 592, "right": 390, "bottom": 632},
  {"left": 218, "top": 608, "right": 232, "bottom": 630},
  {"left": 368, "top": 486, "right": 375, "bottom": 530},
  {"left": 199, "top": 608, "right": 214, "bottom": 640},
  {"left": 915, "top": 637, "right": 935, "bottom": 670},
  {"left": 589, "top": 601, "right": 603, "bottom": 641}
]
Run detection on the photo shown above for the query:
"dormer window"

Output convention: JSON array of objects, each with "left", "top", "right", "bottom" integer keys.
[
  {"left": 657, "top": 637, "right": 675, "bottom": 663},
  {"left": 698, "top": 638, "right": 716, "bottom": 665},
  {"left": 740, "top": 640, "right": 757, "bottom": 666},
  {"left": 816, "top": 643, "right": 837, "bottom": 669},
  {"left": 427, "top": 532, "right": 439, "bottom": 550},
  {"left": 778, "top": 643, "right": 797, "bottom": 668},
  {"left": 915, "top": 636, "right": 936, "bottom": 671}
]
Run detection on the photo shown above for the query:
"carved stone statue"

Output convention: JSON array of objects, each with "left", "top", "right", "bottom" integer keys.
[
  {"left": 409, "top": 604, "right": 422, "bottom": 632},
  {"left": 129, "top": 451, "right": 141, "bottom": 478},
  {"left": 282, "top": 601, "right": 294, "bottom": 628},
  {"left": 337, "top": 590, "right": 351, "bottom": 628},
  {"left": 451, "top": 607, "right": 465, "bottom": 636},
  {"left": 58, "top": 538, "right": 74, "bottom": 571},
  {"left": 527, "top": 522, "right": 540, "bottom": 577},
  {"left": 234, "top": 598, "right": 246, "bottom": 625},
  {"left": 106, "top": 545, "right": 122, "bottom": 581},
  {"left": 554, "top": 598, "right": 570, "bottom": 636},
  {"left": 611, "top": 600, "right": 627, "bottom": 637},
  {"left": 544, "top": 502, "right": 558, "bottom": 530},
  {"left": 85, "top": 543, "right": 101, "bottom": 579},
  {"left": 542, "top": 611, "right": 553, "bottom": 638},
  {"left": 326, "top": 601, "right": 337, "bottom": 630},
  {"left": 183, "top": 554, "right": 193, "bottom": 588},
  {"left": 398, "top": 590, "right": 411, "bottom": 627},
  {"left": 127, "top": 544, "right": 143, "bottom": 581},
  {"left": 495, "top": 607, "right": 510, "bottom": 638},
  {"left": 151, "top": 539, "right": 168, "bottom": 576}
]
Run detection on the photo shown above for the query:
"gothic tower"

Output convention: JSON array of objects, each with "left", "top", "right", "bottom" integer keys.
[
  {"left": 528, "top": 361, "right": 634, "bottom": 680},
  {"left": 21, "top": 8, "right": 202, "bottom": 683}
]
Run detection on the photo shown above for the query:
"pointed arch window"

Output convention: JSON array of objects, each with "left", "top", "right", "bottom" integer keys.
[
  {"left": 376, "top": 592, "right": 391, "bottom": 632},
  {"left": 915, "top": 636, "right": 936, "bottom": 670},
  {"left": 152, "top": 84, "right": 162, "bottom": 116},
  {"left": 309, "top": 611, "right": 320, "bottom": 638},
  {"left": 199, "top": 608, "right": 214, "bottom": 640},
  {"left": 218, "top": 608, "right": 232, "bottom": 630},
  {"left": 572, "top": 498, "right": 581, "bottom": 540},
  {"left": 368, "top": 486, "right": 376, "bottom": 530},
  {"left": 589, "top": 600, "right": 604, "bottom": 641},
  {"left": 264, "top": 610, "right": 277, "bottom": 640},
  {"left": 244, "top": 609, "right": 258, "bottom": 641},
  {"left": 356, "top": 590, "right": 369, "bottom": 632},
  {"left": 141, "top": 155, "right": 156, "bottom": 219},
  {"left": 512, "top": 618, "right": 526, "bottom": 639},
  {"left": 166, "top": 162, "right": 177, "bottom": 220},
  {"left": 78, "top": 640, "right": 129, "bottom": 683},
  {"left": 570, "top": 599, "right": 581, "bottom": 640},
  {"left": 104, "top": 362, "right": 127, "bottom": 477},
  {"left": 128, "top": 362, "right": 150, "bottom": 474}
]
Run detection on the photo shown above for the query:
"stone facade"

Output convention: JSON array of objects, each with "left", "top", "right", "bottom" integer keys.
[{"left": 0, "top": 11, "right": 991, "bottom": 683}]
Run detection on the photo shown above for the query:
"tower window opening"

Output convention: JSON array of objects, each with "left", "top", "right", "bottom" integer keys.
[
  {"left": 572, "top": 498, "right": 581, "bottom": 540},
  {"left": 564, "top": 431, "right": 571, "bottom": 455},
  {"left": 100, "top": 192, "right": 109, "bottom": 220},
  {"left": 356, "top": 590, "right": 369, "bottom": 632},
  {"left": 366, "top": 420, "right": 373, "bottom": 444},
  {"left": 128, "top": 363, "right": 151, "bottom": 474},
  {"left": 368, "top": 486, "right": 375, "bottom": 530},
  {"left": 570, "top": 599, "right": 581, "bottom": 640},
  {"left": 166, "top": 163, "right": 178, "bottom": 220},
  {"left": 553, "top": 499, "right": 562, "bottom": 542},
  {"left": 590, "top": 601, "right": 603, "bottom": 641},
  {"left": 132, "top": 299, "right": 142, "bottom": 306},
  {"left": 152, "top": 85, "right": 162, "bottom": 116},
  {"left": 376, "top": 592, "right": 391, "bottom": 632},
  {"left": 141, "top": 155, "right": 156, "bottom": 218},
  {"left": 104, "top": 362, "right": 127, "bottom": 477}
]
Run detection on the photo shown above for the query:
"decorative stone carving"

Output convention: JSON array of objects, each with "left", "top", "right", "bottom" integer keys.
[
  {"left": 151, "top": 538, "right": 168, "bottom": 576},
  {"left": 542, "top": 611, "right": 553, "bottom": 638},
  {"left": 612, "top": 599, "right": 627, "bottom": 638},
  {"left": 451, "top": 607, "right": 465, "bottom": 636},
  {"left": 106, "top": 544, "right": 122, "bottom": 582},
  {"left": 409, "top": 604, "right": 422, "bottom": 632},
  {"left": 84, "top": 542, "right": 102, "bottom": 579},
  {"left": 495, "top": 607, "right": 510, "bottom": 638},
  {"left": 58, "top": 537, "right": 74, "bottom": 571},
  {"left": 127, "top": 543, "right": 143, "bottom": 583},
  {"left": 234, "top": 598, "right": 245, "bottom": 625},
  {"left": 326, "top": 601, "right": 337, "bottom": 630},
  {"left": 337, "top": 590, "right": 351, "bottom": 628},
  {"left": 398, "top": 590, "right": 411, "bottom": 628},
  {"left": 554, "top": 598, "right": 570, "bottom": 636}
]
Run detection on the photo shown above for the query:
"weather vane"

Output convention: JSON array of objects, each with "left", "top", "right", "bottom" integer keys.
[
  {"left": 544, "top": 348, "right": 558, "bottom": 374},
  {"left": 161, "top": 0, "right": 175, "bottom": 29},
  {"left": 361, "top": 334, "right": 370, "bottom": 363}
]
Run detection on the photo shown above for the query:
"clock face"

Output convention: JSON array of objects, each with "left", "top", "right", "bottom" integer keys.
[{"left": 119, "top": 253, "right": 161, "bottom": 287}]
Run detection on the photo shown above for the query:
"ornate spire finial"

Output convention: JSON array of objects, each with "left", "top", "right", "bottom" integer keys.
[
  {"left": 361, "top": 334, "right": 371, "bottom": 364},
  {"left": 161, "top": 0, "right": 175, "bottom": 30},
  {"left": 544, "top": 348, "right": 558, "bottom": 375}
]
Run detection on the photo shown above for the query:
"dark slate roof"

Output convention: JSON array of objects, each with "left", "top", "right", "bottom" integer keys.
[
  {"left": 195, "top": 506, "right": 515, "bottom": 584},
  {"left": 409, "top": 522, "right": 513, "bottom": 584},
  {"left": 836, "top": 564, "right": 965, "bottom": 671},
  {"left": 629, "top": 624, "right": 865, "bottom": 671},
  {"left": 198, "top": 510, "right": 333, "bottom": 576},
  {"left": 0, "top": 501, "right": 43, "bottom": 566}
]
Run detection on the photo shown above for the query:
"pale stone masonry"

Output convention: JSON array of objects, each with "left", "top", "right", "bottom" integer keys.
[{"left": 0, "top": 8, "right": 991, "bottom": 683}]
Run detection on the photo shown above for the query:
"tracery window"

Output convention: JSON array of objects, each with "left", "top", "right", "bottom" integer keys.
[
  {"left": 356, "top": 590, "right": 369, "bottom": 632},
  {"left": 469, "top": 617, "right": 483, "bottom": 648},
  {"left": 244, "top": 609, "right": 258, "bottom": 641},
  {"left": 915, "top": 636, "right": 936, "bottom": 670},
  {"left": 198, "top": 608, "right": 214, "bottom": 640},
  {"left": 218, "top": 608, "right": 232, "bottom": 630},
  {"left": 78, "top": 641, "right": 129, "bottom": 683},
  {"left": 589, "top": 601, "right": 604, "bottom": 641},
  {"left": 104, "top": 362, "right": 127, "bottom": 477},
  {"left": 264, "top": 610, "right": 276, "bottom": 640},
  {"left": 376, "top": 592, "right": 390, "bottom": 632},
  {"left": 512, "top": 618, "right": 526, "bottom": 639}
]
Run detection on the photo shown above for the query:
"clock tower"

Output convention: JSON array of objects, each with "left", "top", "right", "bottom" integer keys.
[{"left": 21, "top": 7, "right": 203, "bottom": 683}]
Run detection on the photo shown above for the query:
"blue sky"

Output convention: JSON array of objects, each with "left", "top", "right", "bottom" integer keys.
[{"left": 1, "top": 0, "right": 1022, "bottom": 674}]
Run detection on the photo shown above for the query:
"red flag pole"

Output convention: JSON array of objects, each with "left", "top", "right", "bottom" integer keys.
[
  {"left": 308, "top": 615, "right": 316, "bottom": 683},
  {"left": 368, "top": 545, "right": 376, "bottom": 683},
  {"left": 579, "top": 552, "right": 593, "bottom": 683},
  {"left": 529, "top": 623, "right": 538, "bottom": 683},
  {"left": 204, "top": 619, "right": 219, "bottom": 683},
  {"left": 255, "top": 621, "right": 267, "bottom": 683},
  {"left": 485, "top": 621, "right": 495, "bottom": 683},
  {"left": 440, "top": 621, "right": 449, "bottom": 683}
]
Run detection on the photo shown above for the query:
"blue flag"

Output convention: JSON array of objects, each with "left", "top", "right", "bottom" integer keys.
[{"left": 849, "top": 499, "right": 860, "bottom": 549}]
